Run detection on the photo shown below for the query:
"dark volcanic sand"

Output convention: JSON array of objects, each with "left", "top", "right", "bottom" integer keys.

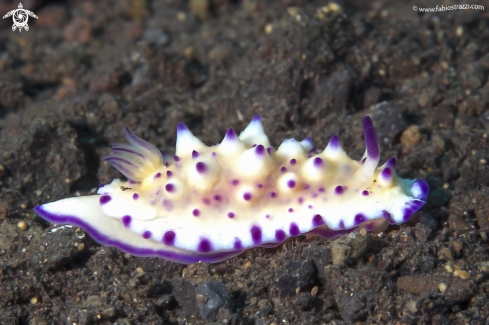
[{"left": 1, "top": 0, "right": 489, "bottom": 324}]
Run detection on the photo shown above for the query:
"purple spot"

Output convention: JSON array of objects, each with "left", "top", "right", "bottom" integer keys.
[
  {"left": 256, "top": 145, "right": 265, "bottom": 155},
  {"left": 154, "top": 172, "right": 161, "bottom": 179},
  {"left": 192, "top": 150, "right": 199, "bottom": 158},
  {"left": 162, "top": 231, "right": 176, "bottom": 246},
  {"left": 334, "top": 186, "right": 344, "bottom": 195},
  {"left": 312, "top": 193, "right": 318, "bottom": 198},
  {"left": 280, "top": 166, "right": 287, "bottom": 173},
  {"left": 196, "top": 162, "right": 207, "bottom": 173},
  {"left": 319, "top": 187, "right": 325, "bottom": 192},
  {"left": 198, "top": 238, "right": 212, "bottom": 253},
  {"left": 289, "top": 223, "right": 300, "bottom": 236},
  {"left": 163, "top": 199, "right": 173, "bottom": 211},
  {"left": 98, "top": 183, "right": 105, "bottom": 188},
  {"left": 166, "top": 171, "right": 173, "bottom": 178},
  {"left": 290, "top": 158, "right": 296, "bottom": 165},
  {"left": 232, "top": 179, "right": 239, "bottom": 185},
  {"left": 313, "top": 157, "right": 323, "bottom": 167},
  {"left": 381, "top": 167, "right": 392, "bottom": 179},
  {"left": 362, "top": 190, "right": 369, "bottom": 196},
  {"left": 99, "top": 195, "right": 111, "bottom": 204},
  {"left": 128, "top": 180, "right": 136, "bottom": 184},
  {"left": 287, "top": 180, "right": 296, "bottom": 188},
  {"left": 211, "top": 152, "right": 217, "bottom": 157},
  {"left": 225, "top": 128, "right": 236, "bottom": 140},
  {"left": 329, "top": 134, "right": 340, "bottom": 149},
  {"left": 265, "top": 214, "right": 270, "bottom": 219},
  {"left": 252, "top": 144, "right": 257, "bottom": 148},
  {"left": 250, "top": 226, "right": 262, "bottom": 244},
  {"left": 257, "top": 183, "right": 263, "bottom": 188},
  {"left": 270, "top": 191, "right": 277, "bottom": 198},
  {"left": 203, "top": 198, "right": 210, "bottom": 205},
  {"left": 165, "top": 162, "right": 169, "bottom": 167},
  {"left": 165, "top": 183, "right": 175, "bottom": 192},
  {"left": 312, "top": 214, "right": 325, "bottom": 227},
  {"left": 122, "top": 215, "right": 132, "bottom": 228},
  {"left": 142, "top": 231, "right": 152, "bottom": 239},
  {"left": 228, "top": 212, "right": 235, "bottom": 218},
  {"left": 174, "top": 155, "right": 180, "bottom": 162},
  {"left": 288, "top": 208, "right": 294, "bottom": 213},
  {"left": 354, "top": 213, "right": 367, "bottom": 225},
  {"left": 361, "top": 157, "right": 367, "bottom": 164},
  {"left": 233, "top": 238, "right": 243, "bottom": 250},
  {"left": 192, "top": 209, "right": 200, "bottom": 217},
  {"left": 304, "top": 184, "right": 310, "bottom": 190},
  {"left": 133, "top": 193, "right": 139, "bottom": 200},
  {"left": 243, "top": 192, "right": 252, "bottom": 201},
  {"left": 267, "top": 147, "right": 273, "bottom": 154},
  {"left": 383, "top": 210, "right": 395, "bottom": 224},
  {"left": 275, "top": 229, "right": 286, "bottom": 241},
  {"left": 214, "top": 194, "right": 221, "bottom": 201},
  {"left": 177, "top": 122, "right": 188, "bottom": 132},
  {"left": 307, "top": 154, "right": 312, "bottom": 158},
  {"left": 339, "top": 220, "right": 345, "bottom": 229},
  {"left": 298, "top": 197, "right": 304, "bottom": 204},
  {"left": 308, "top": 205, "right": 313, "bottom": 209}
]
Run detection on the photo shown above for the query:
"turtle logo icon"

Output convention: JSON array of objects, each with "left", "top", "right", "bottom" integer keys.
[{"left": 3, "top": 3, "right": 38, "bottom": 32}]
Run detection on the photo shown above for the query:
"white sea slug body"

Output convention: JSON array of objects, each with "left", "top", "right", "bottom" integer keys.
[{"left": 34, "top": 116, "right": 429, "bottom": 264}]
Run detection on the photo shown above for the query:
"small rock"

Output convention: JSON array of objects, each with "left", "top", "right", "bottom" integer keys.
[
  {"left": 400, "top": 125, "right": 421, "bottom": 147},
  {"left": 189, "top": 0, "right": 209, "bottom": 20},
  {"left": 143, "top": 28, "right": 170, "bottom": 46},
  {"left": 413, "top": 223, "right": 431, "bottom": 242},
  {"left": 195, "top": 281, "right": 230, "bottom": 320},
  {"left": 331, "top": 233, "right": 369, "bottom": 265},
  {"left": 363, "top": 87, "right": 382, "bottom": 108},
  {"left": 64, "top": 18, "right": 92, "bottom": 44},
  {"left": 257, "top": 299, "right": 273, "bottom": 316}
]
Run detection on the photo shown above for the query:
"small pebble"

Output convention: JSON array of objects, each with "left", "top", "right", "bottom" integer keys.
[
  {"left": 243, "top": 261, "right": 252, "bottom": 270},
  {"left": 311, "top": 286, "right": 319, "bottom": 295},
  {"left": 445, "top": 265, "right": 454, "bottom": 273},
  {"left": 17, "top": 221, "right": 27, "bottom": 231},
  {"left": 438, "top": 283, "right": 447, "bottom": 292},
  {"left": 295, "top": 286, "right": 300, "bottom": 294},
  {"left": 360, "top": 228, "right": 367, "bottom": 237},
  {"left": 196, "top": 293, "right": 206, "bottom": 303},
  {"left": 30, "top": 297, "right": 38, "bottom": 304},
  {"left": 456, "top": 270, "right": 470, "bottom": 279},
  {"left": 39, "top": 246, "right": 45, "bottom": 252},
  {"left": 136, "top": 267, "right": 144, "bottom": 274},
  {"left": 20, "top": 203, "right": 27, "bottom": 209},
  {"left": 77, "top": 243, "right": 85, "bottom": 252},
  {"left": 36, "top": 190, "right": 43, "bottom": 197}
]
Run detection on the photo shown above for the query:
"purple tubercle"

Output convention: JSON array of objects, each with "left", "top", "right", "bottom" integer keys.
[
  {"left": 334, "top": 186, "right": 344, "bottom": 195},
  {"left": 225, "top": 128, "right": 236, "bottom": 140},
  {"left": 203, "top": 198, "right": 210, "bottom": 205},
  {"left": 275, "top": 229, "right": 286, "bottom": 242},
  {"left": 288, "top": 208, "right": 294, "bottom": 213},
  {"left": 290, "top": 158, "right": 296, "bottom": 165},
  {"left": 339, "top": 220, "right": 345, "bottom": 229},
  {"left": 243, "top": 192, "right": 252, "bottom": 201},
  {"left": 211, "top": 152, "right": 217, "bottom": 157},
  {"left": 177, "top": 122, "right": 188, "bottom": 132},
  {"left": 354, "top": 213, "right": 366, "bottom": 225},
  {"left": 251, "top": 226, "right": 262, "bottom": 244},
  {"left": 280, "top": 166, "right": 287, "bottom": 173},
  {"left": 381, "top": 167, "right": 392, "bottom": 179},
  {"left": 174, "top": 155, "right": 180, "bottom": 162},
  {"left": 255, "top": 145, "right": 265, "bottom": 155},
  {"left": 385, "top": 157, "right": 397, "bottom": 169},
  {"left": 233, "top": 238, "right": 243, "bottom": 250},
  {"left": 192, "top": 150, "right": 199, "bottom": 159},
  {"left": 319, "top": 187, "right": 325, "bottom": 193},
  {"left": 287, "top": 180, "right": 296, "bottom": 189},
  {"left": 99, "top": 195, "right": 111, "bottom": 205},
  {"left": 133, "top": 193, "right": 139, "bottom": 200},
  {"left": 154, "top": 172, "right": 161, "bottom": 179},
  {"left": 162, "top": 231, "right": 176, "bottom": 246},
  {"left": 267, "top": 147, "right": 273, "bottom": 154},
  {"left": 165, "top": 162, "right": 170, "bottom": 167},
  {"left": 165, "top": 183, "right": 175, "bottom": 192},
  {"left": 122, "top": 215, "right": 132, "bottom": 228},
  {"left": 270, "top": 191, "right": 277, "bottom": 198},
  {"left": 192, "top": 209, "right": 200, "bottom": 217},
  {"left": 328, "top": 134, "right": 340, "bottom": 149},
  {"left": 265, "top": 214, "right": 270, "bottom": 219},
  {"left": 304, "top": 184, "right": 310, "bottom": 190},
  {"left": 362, "top": 190, "right": 369, "bottom": 196},
  {"left": 167, "top": 171, "right": 173, "bottom": 178},
  {"left": 142, "top": 231, "right": 152, "bottom": 239},
  {"left": 228, "top": 212, "right": 235, "bottom": 218},
  {"left": 196, "top": 162, "right": 207, "bottom": 173},
  {"left": 298, "top": 197, "right": 304, "bottom": 204},
  {"left": 312, "top": 214, "right": 325, "bottom": 227},
  {"left": 214, "top": 194, "right": 221, "bottom": 201},
  {"left": 289, "top": 223, "right": 300, "bottom": 236},
  {"left": 257, "top": 183, "right": 263, "bottom": 189},
  {"left": 197, "top": 238, "right": 212, "bottom": 253},
  {"left": 362, "top": 116, "right": 380, "bottom": 160},
  {"left": 308, "top": 204, "right": 313, "bottom": 209},
  {"left": 232, "top": 179, "right": 239, "bottom": 185},
  {"left": 313, "top": 157, "right": 323, "bottom": 167}
]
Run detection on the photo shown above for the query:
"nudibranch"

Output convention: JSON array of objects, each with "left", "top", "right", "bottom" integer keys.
[{"left": 34, "top": 116, "right": 429, "bottom": 264}]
